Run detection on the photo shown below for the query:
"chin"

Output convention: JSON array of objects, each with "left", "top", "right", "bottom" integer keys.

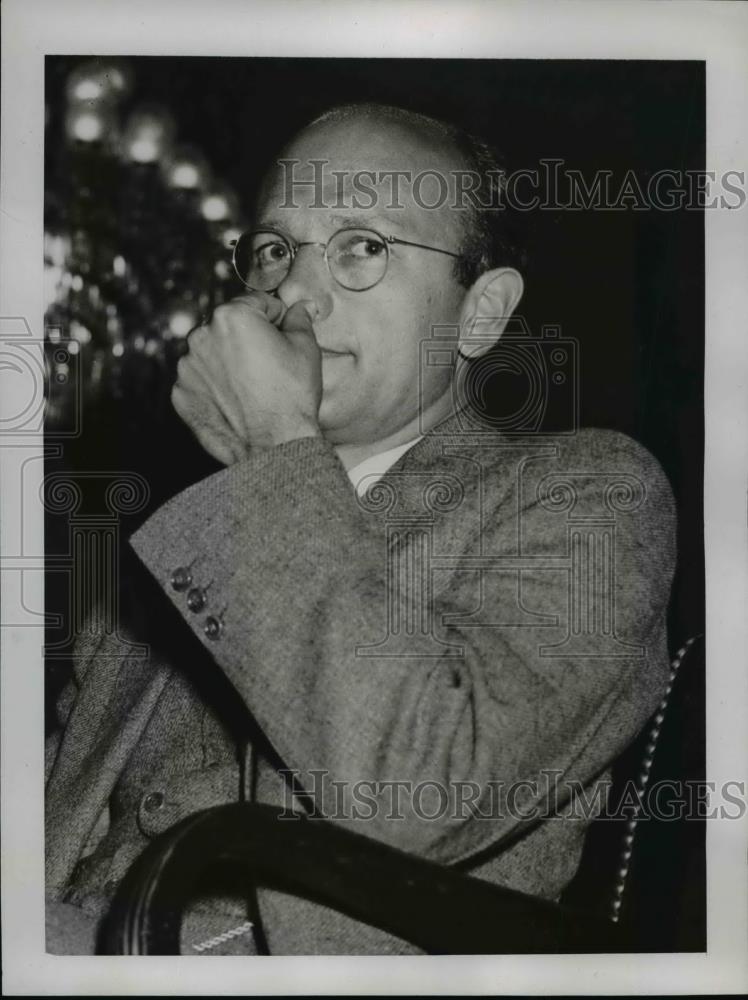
[
  {"left": 317, "top": 405, "right": 374, "bottom": 447},
  {"left": 316, "top": 403, "right": 351, "bottom": 443}
]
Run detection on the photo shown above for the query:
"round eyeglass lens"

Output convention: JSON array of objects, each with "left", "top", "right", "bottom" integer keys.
[
  {"left": 326, "top": 229, "right": 389, "bottom": 290},
  {"left": 233, "top": 231, "right": 292, "bottom": 291},
  {"left": 232, "top": 228, "right": 390, "bottom": 292}
]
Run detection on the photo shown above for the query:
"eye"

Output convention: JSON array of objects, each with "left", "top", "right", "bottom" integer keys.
[
  {"left": 255, "top": 241, "right": 291, "bottom": 268},
  {"left": 354, "top": 236, "right": 386, "bottom": 258},
  {"left": 338, "top": 233, "right": 387, "bottom": 259}
]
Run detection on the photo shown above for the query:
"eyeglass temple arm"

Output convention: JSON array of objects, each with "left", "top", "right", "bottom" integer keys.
[{"left": 387, "top": 236, "right": 461, "bottom": 259}]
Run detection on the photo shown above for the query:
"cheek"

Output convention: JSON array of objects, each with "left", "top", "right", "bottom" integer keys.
[{"left": 334, "top": 271, "right": 463, "bottom": 372}]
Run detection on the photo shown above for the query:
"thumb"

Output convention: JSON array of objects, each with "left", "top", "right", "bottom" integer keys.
[
  {"left": 281, "top": 299, "right": 318, "bottom": 339},
  {"left": 231, "top": 291, "right": 287, "bottom": 327}
]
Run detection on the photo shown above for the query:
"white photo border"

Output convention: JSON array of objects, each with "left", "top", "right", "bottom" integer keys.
[{"left": 2, "top": 0, "right": 747, "bottom": 994}]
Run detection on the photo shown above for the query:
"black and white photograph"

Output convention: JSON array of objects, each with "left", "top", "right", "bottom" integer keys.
[{"left": 2, "top": 0, "right": 747, "bottom": 994}]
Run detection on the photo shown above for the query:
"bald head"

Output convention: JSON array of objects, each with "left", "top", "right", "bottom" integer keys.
[
  {"left": 308, "top": 102, "right": 466, "bottom": 158},
  {"left": 256, "top": 102, "right": 521, "bottom": 287}
]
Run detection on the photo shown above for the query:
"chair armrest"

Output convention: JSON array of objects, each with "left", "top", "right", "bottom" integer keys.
[{"left": 100, "top": 803, "right": 628, "bottom": 954}]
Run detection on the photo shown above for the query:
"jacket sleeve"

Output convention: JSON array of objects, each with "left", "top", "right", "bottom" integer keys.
[{"left": 129, "top": 431, "right": 677, "bottom": 865}]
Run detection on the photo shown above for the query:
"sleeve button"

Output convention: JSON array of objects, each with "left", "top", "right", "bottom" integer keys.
[
  {"left": 142, "top": 790, "right": 165, "bottom": 813},
  {"left": 187, "top": 587, "right": 207, "bottom": 612},
  {"left": 170, "top": 567, "right": 192, "bottom": 591},
  {"left": 204, "top": 615, "right": 224, "bottom": 640}
]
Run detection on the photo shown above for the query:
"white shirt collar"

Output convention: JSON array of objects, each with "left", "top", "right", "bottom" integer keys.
[{"left": 347, "top": 437, "right": 423, "bottom": 497}]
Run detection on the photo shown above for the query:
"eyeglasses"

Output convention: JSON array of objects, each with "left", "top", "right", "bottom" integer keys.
[{"left": 231, "top": 226, "right": 461, "bottom": 293}]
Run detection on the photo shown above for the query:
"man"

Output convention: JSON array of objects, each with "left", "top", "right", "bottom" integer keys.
[{"left": 45, "top": 103, "right": 676, "bottom": 954}]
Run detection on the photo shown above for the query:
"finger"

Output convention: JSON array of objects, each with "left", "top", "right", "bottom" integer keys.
[
  {"left": 281, "top": 299, "right": 318, "bottom": 339},
  {"left": 186, "top": 322, "right": 210, "bottom": 350},
  {"left": 174, "top": 351, "right": 251, "bottom": 444},
  {"left": 172, "top": 383, "right": 242, "bottom": 454},
  {"left": 193, "top": 426, "right": 240, "bottom": 467},
  {"left": 172, "top": 386, "right": 243, "bottom": 466},
  {"left": 229, "top": 291, "right": 287, "bottom": 327},
  {"left": 171, "top": 382, "right": 207, "bottom": 423},
  {"left": 175, "top": 355, "right": 213, "bottom": 395},
  {"left": 176, "top": 349, "right": 238, "bottom": 429}
]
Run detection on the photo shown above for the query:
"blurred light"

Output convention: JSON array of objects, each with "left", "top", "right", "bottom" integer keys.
[
  {"left": 71, "top": 275, "right": 84, "bottom": 292},
  {"left": 73, "top": 79, "right": 105, "bottom": 101},
  {"left": 70, "top": 321, "right": 92, "bottom": 344},
  {"left": 44, "top": 266, "right": 64, "bottom": 308},
  {"left": 67, "top": 340, "right": 80, "bottom": 355},
  {"left": 65, "top": 101, "right": 120, "bottom": 152},
  {"left": 163, "top": 146, "right": 211, "bottom": 190},
  {"left": 122, "top": 105, "right": 174, "bottom": 164},
  {"left": 128, "top": 137, "right": 160, "bottom": 163},
  {"left": 172, "top": 163, "right": 200, "bottom": 188},
  {"left": 145, "top": 339, "right": 160, "bottom": 356},
  {"left": 112, "top": 343, "right": 124, "bottom": 357},
  {"left": 179, "top": 162, "right": 202, "bottom": 187},
  {"left": 201, "top": 194, "right": 230, "bottom": 221},
  {"left": 214, "top": 260, "right": 231, "bottom": 280},
  {"left": 56, "top": 363, "right": 70, "bottom": 377},
  {"left": 69, "top": 109, "right": 104, "bottom": 142},
  {"left": 168, "top": 307, "right": 198, "bottom": 338},
  {"left": 107, "top": 67, "right": 128, "bottom": 93},
  {"left": 45, "top": 233, "right": 70, "bottom": 267},
  {"left": 133, "top": 334, "right": 146, "bottom": 351},
  {"left": 112, "top": 255, "right": 127, "bottom": 278},
  {"left": 91, "top": 352, "right": 104, "bottom": 388},
  {"left": 48, "top": 328, "right": 62, "bottom": 344},
  {"left": 127, "top": 107, "right": 172, "bottom": 140},
  {"left": 66, "top": 59, "right": 132, "bottom": 105}
]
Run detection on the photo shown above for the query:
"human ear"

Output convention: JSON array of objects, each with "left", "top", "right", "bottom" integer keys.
[{"left": 457, "top": 268, "right": 524, "bottom": 360}]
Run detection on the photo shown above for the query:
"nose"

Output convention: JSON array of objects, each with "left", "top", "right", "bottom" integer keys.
[{"left": 275, "top": 243, "right": 333, "bottom": 322}]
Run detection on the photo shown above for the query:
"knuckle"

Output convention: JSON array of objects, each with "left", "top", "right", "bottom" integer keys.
[
  {"left": 170, "top": 387, "right": 185, "bottom": 415},
  {"left": 223, "top": 293, "right": 267, "bottom": 322},
  {"left": 187, "top": 325, "right": 206, "bottom": 349},
  {"left": 211, "top": 301, "right": 235, "bottom": 324}
]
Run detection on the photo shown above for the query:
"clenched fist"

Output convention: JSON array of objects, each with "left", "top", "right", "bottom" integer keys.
[{"left": 171, "top": 292, "right": 322, "bottom": 464}]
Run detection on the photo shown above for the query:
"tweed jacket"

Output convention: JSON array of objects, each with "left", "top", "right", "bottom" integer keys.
[{"left": 45, "top": 412, "right": 677, "bottom": 954}]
